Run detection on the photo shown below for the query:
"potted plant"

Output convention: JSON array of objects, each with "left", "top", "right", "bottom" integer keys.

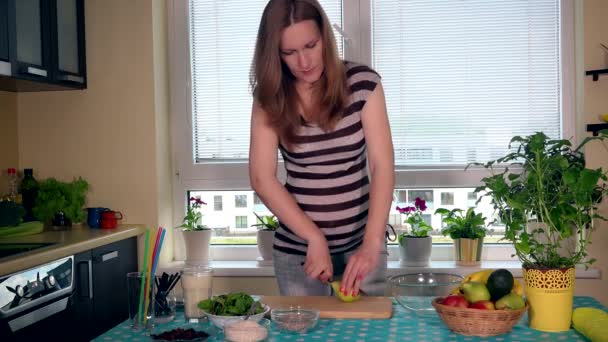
[
  {"left": 251, "top": 212, "right": 278, "bottom": 264},
  {"left": 396, "top": 197, "right": 433, "bottom": 266},
  {"left": 435, "top": 207, "right": 487, "bottom": 265},
  {"left": 472, "top": 131, "right": 608, "bottom": 332},
  {"left": 179, "top": 197, "right": 212, "bottom": 266},
  {"left": 33, "top": 177, "right": 89, "bottom": 228}
]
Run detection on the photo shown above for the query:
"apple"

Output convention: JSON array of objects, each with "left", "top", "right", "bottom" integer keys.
[
  {"left": 441, "top": 295, "right": 469, "bottom": 308},
  {"left": 469, "top": 300, "right": 495, "bottom": 310}
]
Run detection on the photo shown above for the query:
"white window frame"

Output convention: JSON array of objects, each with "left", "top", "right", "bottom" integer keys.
[{"left": 168, "top": 0, "right": 576, "bottom": 262}]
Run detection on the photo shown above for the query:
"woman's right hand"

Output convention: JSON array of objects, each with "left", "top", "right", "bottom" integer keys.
[{"left": 303, "top": 234, "right": 333, "bottom": 283}]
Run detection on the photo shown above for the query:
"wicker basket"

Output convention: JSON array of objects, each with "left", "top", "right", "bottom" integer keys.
[{"left": 432, "top": 297, "right": 528, "bottom": 337}]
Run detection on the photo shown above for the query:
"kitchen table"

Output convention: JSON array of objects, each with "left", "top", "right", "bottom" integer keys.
[{"left": 94, "top": 296, "right": 605, "bottom": 341}]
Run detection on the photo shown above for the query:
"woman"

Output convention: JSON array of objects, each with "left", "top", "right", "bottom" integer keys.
[{"left": 249, "top": 0, "right": 394, "bottom": 297}]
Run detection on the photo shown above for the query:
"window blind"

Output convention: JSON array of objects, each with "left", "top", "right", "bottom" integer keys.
[
  {"left": 190, "top": 0, "right": 343, "bottom": 162},
  {"left": 372, "top": 0, "right": 562, "bottom": 166}
]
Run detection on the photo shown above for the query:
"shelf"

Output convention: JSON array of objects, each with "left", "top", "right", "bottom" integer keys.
[
  {"left": 586, "top": 123, "right": 608, "bottom": 136},
  {"left": 586, "top": 69, "right": 608, "bottom": 81}
]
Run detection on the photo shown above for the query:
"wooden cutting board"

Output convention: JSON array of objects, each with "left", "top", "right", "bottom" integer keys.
[{"left": 260, "top": 296, "right": 393, "bottom": 319}]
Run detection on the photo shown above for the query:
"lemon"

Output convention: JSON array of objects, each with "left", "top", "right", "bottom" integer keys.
[
  {"left": 330, "top": 281, "right": 361, "bottom": 303},
  {"left": 601, "top": 114, "right": 608, "bottom": 122},
  {"left": 572, "top": 307, "right": 608, "bottom": 342}
]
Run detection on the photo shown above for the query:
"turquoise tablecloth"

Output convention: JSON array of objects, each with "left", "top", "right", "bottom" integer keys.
[{"left": 94, "top": 296, "right": 605, "bottom": 341}]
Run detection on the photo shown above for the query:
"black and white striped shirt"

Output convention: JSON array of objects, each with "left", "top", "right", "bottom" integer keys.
[{"left": 274, "top": 61, "right": 381, "bottom": 256}]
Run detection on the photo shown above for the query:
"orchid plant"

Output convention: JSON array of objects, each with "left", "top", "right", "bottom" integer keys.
[
  {"left": 179, "top": 197, "right": 209, "bottom": 231},
  {"left": 396, "top": 197, "right": 433, "bottom": 241}
]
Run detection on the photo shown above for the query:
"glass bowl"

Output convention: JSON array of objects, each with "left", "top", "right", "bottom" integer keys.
[
  {"left": 271, "top": 306, "right": 319, "bottom": 334},
  {"left": 388, "top": 273, "right": 463, "bottom": 315},
  {"left": 203, "top": 304, "right": 271, "bottom": 330},
  {"left": 223, "top": 318, "right": 271, "bottom": 342}
]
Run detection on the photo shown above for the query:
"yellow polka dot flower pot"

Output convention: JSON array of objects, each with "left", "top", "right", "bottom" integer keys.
[{"left": 522, "top": 267, "right": 575, "bottom": 332}]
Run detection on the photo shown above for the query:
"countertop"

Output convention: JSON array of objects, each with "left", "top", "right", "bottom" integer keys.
[
  {"left": 95, "top": 296, "right": 605, "bottom": 341},
  {"left": 0, "top": 224, "right": 146, "bottom": 276}
]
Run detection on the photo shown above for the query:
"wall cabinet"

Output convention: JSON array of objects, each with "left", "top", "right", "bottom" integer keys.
[
  {"left": 74, "top": 237, "right": 138, "bottom": 340},
  {"left": 0, "top": 0, "right": 86, "bottom": 91}
]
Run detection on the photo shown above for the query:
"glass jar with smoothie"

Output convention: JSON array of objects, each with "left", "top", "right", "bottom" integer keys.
[{"left": 180, "top": 266, "right": 213, "bottom": 323}]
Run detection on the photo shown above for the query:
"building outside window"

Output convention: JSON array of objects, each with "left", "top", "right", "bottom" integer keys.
[
  {"left": 235, "top": 216, "right": 248, "bottom": 229},
  {"left": 213, "top": 195, "right": 222, "bottom": 211},
  {"left": 235, "top": 195, "right": 247, "bottom": 208},
  {"left": 441, "top": 192, "right": 455, "bottom": 206}
]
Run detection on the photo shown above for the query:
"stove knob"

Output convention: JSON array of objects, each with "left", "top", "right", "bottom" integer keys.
[{"left": 15, "top": 285, "right": 24, "bottom": 297}]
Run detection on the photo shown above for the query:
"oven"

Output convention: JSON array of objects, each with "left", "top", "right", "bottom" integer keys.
[{"left": 0, "top": 255, "right": 78, "bottom": 341}]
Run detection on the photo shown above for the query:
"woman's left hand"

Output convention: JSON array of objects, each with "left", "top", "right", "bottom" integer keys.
[{"left": 340, "top": 242, "right": 382, "bottom": 297}]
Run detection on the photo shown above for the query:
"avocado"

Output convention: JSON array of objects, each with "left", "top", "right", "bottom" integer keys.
[{"left": 486, "top": 269, "right": 514, "bottom": 301}]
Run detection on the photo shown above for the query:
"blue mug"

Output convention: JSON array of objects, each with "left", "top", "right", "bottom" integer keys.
[{"left": 87, "top": 207, "right": 110, "bottom": 228}]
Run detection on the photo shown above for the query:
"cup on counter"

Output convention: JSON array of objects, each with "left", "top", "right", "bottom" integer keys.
[
  {"left": 181, "top": 266, "right": 213, "bottom": 323},
  {"left": 100, "top": 210, "right": 123, "bottom": 229},
  {"left": 126, "top": 272, "right": 155, "bottom": 332},
  {"left": 87, "top": 207, "right": 110, "bottom": 228}
]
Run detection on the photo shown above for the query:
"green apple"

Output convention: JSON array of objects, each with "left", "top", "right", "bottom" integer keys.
[
  {"left": 460, "top": 281, "right": 491, "bottom": 303},
  {"left": 330, "top": 281, "right": 361, "bottom": 303}
]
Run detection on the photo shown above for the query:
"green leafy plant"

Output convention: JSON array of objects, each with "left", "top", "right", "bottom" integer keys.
[
  {"left": 33, "top": 177, "right": 89, "bottom": 223},
  {"left": 470, "top": 131, "right": 608, "bottom": 269},
  {"left": 197, "top": 292, "right": 263, "bottom": 316},
  {"left": 396, "top": 197, "right": 433, "bottom": 241},
  {"left": 251, "top": 212, "right": 278, "bottom": 231},
  {"left": 179, "top": 197, "right": 210, "bottom": 231},
  {"left": 0, "top": 201, "right": 26, "bottom": 227},
  {"left": 435, "top": 207, "right": 487, "bottom": 239}
]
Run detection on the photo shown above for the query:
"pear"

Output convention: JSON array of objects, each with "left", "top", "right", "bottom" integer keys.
[
  {"left": 460, "top": 281, "right": 491, "bottom": 303},
  {"left": 330, "top": 281, "right": 361, "bottom": 303},
  {"left": 495, "top": 293, "right": 525, "bottom": 310}
]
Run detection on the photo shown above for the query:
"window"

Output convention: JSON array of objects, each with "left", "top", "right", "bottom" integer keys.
[
  {"left": 235, "top": 195, "right": 247, "bottom": 208},
  {"left": 235, "top": 216, "right": 248, "bottom": 229},
  {"left": 441, "top": 192, "right": 455, "bottom": 206},
  {"left": 213, "top": 195, "right": 223, "bottom": 211},
  {"left": 467, "top": 192, "right": 478, "bottom": 208},
  {"left": 170, "top": 0, "right": 574, "bottom": 260}
]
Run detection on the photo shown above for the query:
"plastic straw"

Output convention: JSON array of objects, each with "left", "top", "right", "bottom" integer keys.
[
  {"left": 143, "top": 227, "right": 165, "bottom": 322},
  {"left": 137, "top": 228, "right": 151, "bottom": 324},
  {"left": 142, "top": 228, "right": 159, "bottom": 323}
]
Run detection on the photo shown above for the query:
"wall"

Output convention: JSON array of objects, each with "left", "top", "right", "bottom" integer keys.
[
  {"left": 15, "top": 0, "right": 173, "bottom": 262},
  {"left": 0, "top": 91, "right": 18, "bottom": 195},
  {"left": 575, "top": 0, "right": 608, "bottom": 306}
]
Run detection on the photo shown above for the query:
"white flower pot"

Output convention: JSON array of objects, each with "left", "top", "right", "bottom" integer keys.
[
  {"left": 256, "top": 230, "right": 275, "bottom": 261},
  {"left": 183, "top": 229, "right": 212, "bottom": 266},
  {"left": 399, "top": 236, "right": 432, "bottom": 267}
]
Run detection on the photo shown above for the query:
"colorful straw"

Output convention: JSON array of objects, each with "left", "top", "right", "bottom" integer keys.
[
  {"left": 143, "top": 227, "right": 166, "bottom": 323},
  {"left": 137, "top": 228, "right": 151, "bottom": 324}
]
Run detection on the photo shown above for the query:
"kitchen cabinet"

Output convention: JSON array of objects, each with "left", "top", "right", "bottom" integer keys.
[
  {"left": 0, "top": 0, "right": 86, "bottom": 92},
  {"left": 0, "top": 0, "right": 9, "bottom": 72},
  {"left": 74, "top": 237, "right": 138, "bottom": 340}
]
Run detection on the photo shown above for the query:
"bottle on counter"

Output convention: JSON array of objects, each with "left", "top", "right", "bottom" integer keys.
[
  {"left": 20, "top": 168, "right": 39, "bottom": 222},
  {"left": 6, "top": 168, "right": 19, "bottom": 203}
]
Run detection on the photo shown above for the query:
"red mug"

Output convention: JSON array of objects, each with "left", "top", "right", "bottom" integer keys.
[{"left": 100, "top": 210, "right": 123, "bottom": 229}]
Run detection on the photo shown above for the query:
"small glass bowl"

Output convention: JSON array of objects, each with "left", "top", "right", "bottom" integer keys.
[
  {"left": 223, "top": 318, "right": 271, "bottom": 342},
  {"left": 388, "top": 273, "right": 463, "bottom": 315},
  {"left": 271, "top": 306, "right": 319, "bottom": 334}
]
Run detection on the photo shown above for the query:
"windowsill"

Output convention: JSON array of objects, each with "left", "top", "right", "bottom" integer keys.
[{"left": 158, "top": 260, "right": 601, "bottom": 279}]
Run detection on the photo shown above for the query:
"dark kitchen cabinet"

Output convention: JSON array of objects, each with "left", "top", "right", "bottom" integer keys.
[
  {"left": 0, "top": 0, "right": 86, "bottom": 91},
  {"left": 74, "top": 237, "right": 138, "bottom": 340},
  {"left": 0, "top": 0, "right": 8, "bottom": 64}
]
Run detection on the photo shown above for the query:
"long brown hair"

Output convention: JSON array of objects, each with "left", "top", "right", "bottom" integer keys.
[{"left": 250, "top": 0, "right": 349, "bottom": 146}]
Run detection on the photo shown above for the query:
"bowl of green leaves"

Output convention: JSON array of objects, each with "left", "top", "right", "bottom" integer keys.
[{"left": 197, "top": 292, "right": 269, "bottom": 330}]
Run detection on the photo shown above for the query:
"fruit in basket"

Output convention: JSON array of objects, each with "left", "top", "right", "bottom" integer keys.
[
  {"left": 495, "top": 293, "right": 525, "bottom": 310},
  {"left": 486, "top": 269, "right": 514, "bottom": 301},
  {"left": 469, "top": 300, "right": 495, "bottom": 310},
  {"left": 461, "top": 281, "right": 491, "bottom": 303},
  {"left": 330, "top": 281, "right": 361, "bottom": 302},
  {"left": 441, "top": 295, "right": 469, "bottom": 308},
  {"left": 451, "top": 269, "right": 524, "bottom": 297}
]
